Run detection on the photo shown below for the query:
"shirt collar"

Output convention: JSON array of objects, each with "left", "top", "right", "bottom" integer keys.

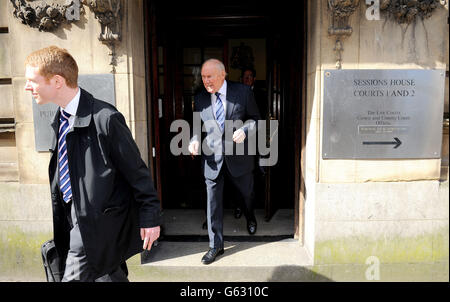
[
  {"left": 61, "top": 88, "right": 80, "bottom": 116},
  {"left": 217, "top": 80, "right": 227, "bottom": 98}
]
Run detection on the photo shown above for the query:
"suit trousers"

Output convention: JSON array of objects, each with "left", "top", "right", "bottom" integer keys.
[
  {"left": 62, "top": 200, "right": 129, "bottom": 282},
  {"left": 205, "top": 164, "right": 256, "bottom": 249}
]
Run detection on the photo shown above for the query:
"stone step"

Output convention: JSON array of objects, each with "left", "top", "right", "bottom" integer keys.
[
  {"left": 127, "top": 239, "right": 318, "bottom": 282},
  {"left": 125, "top": 208, "right": 315, "bottom": 282}
]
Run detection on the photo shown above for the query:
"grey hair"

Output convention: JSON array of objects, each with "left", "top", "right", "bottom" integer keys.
[{"left": 202, "top": 59, "right": 228, "bottom": 76}]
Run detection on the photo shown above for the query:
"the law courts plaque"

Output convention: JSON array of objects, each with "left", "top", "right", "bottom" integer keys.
[
  {"left": 32, "top": 74, "right": 115, "bottom": 151},
  {"left": 322, "top": 69, "right": 445, "bottom": 159}
]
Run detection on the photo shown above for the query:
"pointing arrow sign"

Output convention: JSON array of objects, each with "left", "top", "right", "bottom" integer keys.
[{"left": 363, "top": 137, "right": 402, "bottom": 149}]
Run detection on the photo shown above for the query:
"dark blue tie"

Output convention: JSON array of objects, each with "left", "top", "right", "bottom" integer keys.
[
  {"left": 58, "top": 110, "right": 72, "bottom": 203},
  {"left": 215, "top": 92, "right": 225, "bottom": 132}
]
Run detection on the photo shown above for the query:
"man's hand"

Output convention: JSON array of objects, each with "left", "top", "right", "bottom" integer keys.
[
  {"left": 233, "top": 129, "right": 246, "bottom": 144},
  {"left": 140, "top": 226, "right": 160, "bottom": 251},
  {"left": 188, "top": 141, "right": 199, "bottom": 156}
]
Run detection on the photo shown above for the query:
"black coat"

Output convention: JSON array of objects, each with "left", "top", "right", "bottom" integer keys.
[{"left": 48, "top": 88, "right": 161, "bottom": 276}]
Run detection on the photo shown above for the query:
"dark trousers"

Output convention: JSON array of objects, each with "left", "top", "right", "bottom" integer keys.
[
  {"left": 205, "top": 165, "right": 256, "bottom": 249},
  {"left": 62, "top": 201, "right": 128, "bottom": 282}
]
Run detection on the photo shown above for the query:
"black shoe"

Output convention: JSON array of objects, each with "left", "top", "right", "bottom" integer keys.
[
  {"left": 202, "top": 220, "right": 207, "bottom": 230},
  {"left": 247, "top": 219, "right": 257, "bottom": 235},
  {"left": 201, "top": 248, "right": 224, "bottom": 265},
  {"left": 234, "top": 207, "right": 243, "bottom": 219}
]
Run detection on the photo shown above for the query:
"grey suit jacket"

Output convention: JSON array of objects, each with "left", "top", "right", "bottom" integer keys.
[{"left": 192, "top": 81, "right": 261, "bottom": 180}]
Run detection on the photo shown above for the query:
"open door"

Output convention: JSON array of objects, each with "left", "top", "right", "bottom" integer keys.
[
  {"left": 263, "top": 11, "right": 303, "bottom": 223},
  {"left": 144, "top": 1, "right": 162, "bottom": 203},
  {"left": 145, "top": 1, "right": 304, "bottom": 237},
  {"left": 264, "top": 34, "right": 281, "bottom": 221},
  {"left": 146, "top": 1, "right": 232, "bottom": 209}
]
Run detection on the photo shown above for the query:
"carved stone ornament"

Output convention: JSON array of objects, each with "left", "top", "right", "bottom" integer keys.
[
  {"left": 374, "top": 0, "right": 442, "bottom": 24},
  {"left": 327, "top": 0, "right": 360, "bottom": 69},
  {"left": 11, "top": 0, "right": 122, "bottom": 72},
  {"left": 82, "top": 0, "right": 121, "bottom": 43},
  {"left": 10, "top": 0, "right": 82, "bottom": 32},
  {"left": 82, "top": 0, "right": 122, "bottom": 72}
]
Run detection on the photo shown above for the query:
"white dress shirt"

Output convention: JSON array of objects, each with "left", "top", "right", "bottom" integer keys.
[{"left": 61, "top": 88, "right": 80, "bottom": 130}]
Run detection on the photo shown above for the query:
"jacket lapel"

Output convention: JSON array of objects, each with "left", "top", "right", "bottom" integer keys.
[
  {"left": 49, "top": 88, "right": 92, "bottom": 150},
  {"left": 200, "top": 91, "right": 215, "bottom": 122},
  {"left": 225, "top": 82, "right": 236, "bottom": 119},
  {"left": 49, "top": 110, "right": 60, "bottom": 152},
  {"left": 200, "top": 91, "right": 225, "bottom": 135},
  {"left": 72, "top": 88, "right": 93, "bottom": 130}
]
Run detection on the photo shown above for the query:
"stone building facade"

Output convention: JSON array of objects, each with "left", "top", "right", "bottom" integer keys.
[{"left": 0, "top": 0, "right": 448, "bottom": 281}]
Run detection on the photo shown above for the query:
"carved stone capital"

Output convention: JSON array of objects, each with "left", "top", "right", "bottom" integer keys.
[
  {"left": 82, "top": 0, "right": 121, "bottom": 43},
  {"left": 82, "top": 0, "right": 122, "bottom": 72},
  {"left": 327, "top": 0, "right": 360, "bottom": 69},
  {"left": 328, "top": 0, "right": 360, "bottom": 36},
  {"left": 11, "top": 0, "right": 123, "bottom": 72}
]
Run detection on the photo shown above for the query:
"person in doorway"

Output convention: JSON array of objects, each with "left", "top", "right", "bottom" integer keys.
[
  {"left": 241, "top": 67, "right": 268, "bottom": 208},
  {"left": 189, "top": 59, "right": 261, "bottom": 264},
  {"left": 24, "top": 46, "right": 161, "bottom": 282},
  {"left": 241, "top": 67, "right": 257, "bottom": 88},
  {"left": 241, "top": 67, "right": 268, "bottom": 119}
]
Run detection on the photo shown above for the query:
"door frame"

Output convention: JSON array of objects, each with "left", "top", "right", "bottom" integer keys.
[
  {"left": 297, "top": 0, "right": 307, "bottom": 242},
  {"left": 142, "top": 0, "right": 307, "bottom": 244},
  {"left": 144, "top": 1, "right": 162, "bottom": 203}
]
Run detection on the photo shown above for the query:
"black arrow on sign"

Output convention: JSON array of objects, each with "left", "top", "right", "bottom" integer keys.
[{"left": 363, "top": 137, "right": 402, "bottom": 149}]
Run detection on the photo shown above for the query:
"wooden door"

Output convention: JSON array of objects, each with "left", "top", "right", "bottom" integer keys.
[
  {"left": 145, "top": 2, "right": 304, "bottom": 239},
  {"left": 264, "top": 9, "right": 303, "bottom": 222},
  {"left": 148, "top": 1, "right": 232, "bottom": 208}
]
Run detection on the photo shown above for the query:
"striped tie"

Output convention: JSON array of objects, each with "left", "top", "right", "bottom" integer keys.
[
  {"left": 58, "top": 110, "right": 72, "bottom": 203},
  {"left": 214, "top": 92, "right": 225, "bottom": 132}
]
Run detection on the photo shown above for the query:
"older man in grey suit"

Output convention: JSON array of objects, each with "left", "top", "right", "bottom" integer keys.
[{"left": 189, "top": 59, "right": 261, "bottom": 264}]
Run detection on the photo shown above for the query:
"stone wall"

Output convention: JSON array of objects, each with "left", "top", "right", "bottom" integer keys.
[
  {"left": 0, "top": 0, "right": 149, "bottom": 281},
  {"left": 0, "top": 0, "right": 448, "bottom": 281},
  {"left": 305, "top": 0, "right": 449, "bottom": 280}
]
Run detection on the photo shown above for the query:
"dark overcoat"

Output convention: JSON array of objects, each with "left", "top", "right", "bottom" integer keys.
[{"left": 48, "top": 88, "right": 161, "bottom": 276}]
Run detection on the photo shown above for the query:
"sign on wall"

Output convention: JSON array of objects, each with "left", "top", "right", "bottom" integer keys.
[
  {"left": 322, "top": 69, "right": 445, "bottom": 159},
  {"left": 32, "top": 74, "right": 116, "bottom": 152}
]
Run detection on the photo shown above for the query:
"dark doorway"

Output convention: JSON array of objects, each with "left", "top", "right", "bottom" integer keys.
[{"left": 144, "top": 1, "right": 304, "bottom": 233}]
